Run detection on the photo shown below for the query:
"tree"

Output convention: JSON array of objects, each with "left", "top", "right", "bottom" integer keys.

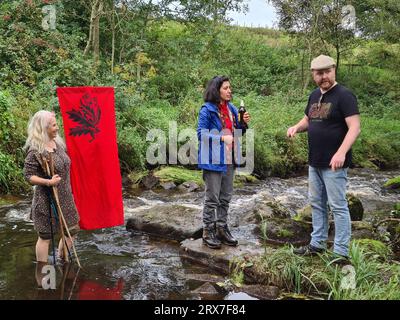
[
  {"left": 83, "top": 0, "right": 104, "bottom": 64},
  {"left": 353, "top": 0, "right": 400, "bottom": 43},
  {"left": 80, "top": 0, "right": 247, "bottom": 74},
  {"left": 269, "top": 0, "right": 358, "bottom": 89}
]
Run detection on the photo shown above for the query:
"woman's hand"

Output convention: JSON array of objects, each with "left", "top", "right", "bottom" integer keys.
[
  {"left": 49, "top": 174, "right": 61, "bottom": 186},
  {"left": 243, "top": 112, "right": 250, "bottom": 123},
  {"left": 221, "top": 135, "right": 234, "bottom": 145}
]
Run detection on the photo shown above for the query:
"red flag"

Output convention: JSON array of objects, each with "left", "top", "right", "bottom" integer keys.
[{"left": 57, "top": 87, "right": 124, "bottom": 230}]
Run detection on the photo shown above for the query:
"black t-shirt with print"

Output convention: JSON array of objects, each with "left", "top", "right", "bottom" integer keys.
[{"left": 304, "top": 84, "right": 359, "bottom": 168}]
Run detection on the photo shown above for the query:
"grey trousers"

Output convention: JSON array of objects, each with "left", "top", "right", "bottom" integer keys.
[{"left": 202, "top": 165, "right": 234, "bottom": 228}]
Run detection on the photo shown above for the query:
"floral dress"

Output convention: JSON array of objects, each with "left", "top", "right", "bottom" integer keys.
[{"left": 23, "top": 144, "right": 80, "bottom": 234}]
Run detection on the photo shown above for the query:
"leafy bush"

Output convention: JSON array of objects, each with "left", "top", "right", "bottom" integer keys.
[
  {"left": 117, "top": 126, "right": 147, "bottom": 172},
  {"left": 0, "top": 151, "right": 26, "bottom": 194}
]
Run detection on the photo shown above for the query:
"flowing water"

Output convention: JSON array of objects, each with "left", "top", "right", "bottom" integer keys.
[{"left": 0, "top": 168, "right": 399, "bottom": 300}]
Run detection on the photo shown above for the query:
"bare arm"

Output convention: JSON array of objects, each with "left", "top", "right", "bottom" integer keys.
[
  {"left": 287, "top": 115, "right": 309, "bottom": 138},
  {"left": 29, "top": 175, "right": 61, "bottom": 187},
  {"left": 330, "top": 114, "right": 361, "bottom": 170}
]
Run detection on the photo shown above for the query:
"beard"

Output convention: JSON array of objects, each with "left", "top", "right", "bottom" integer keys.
[{"left": 318, "top": 79, "right": 334, "bottom": 90}]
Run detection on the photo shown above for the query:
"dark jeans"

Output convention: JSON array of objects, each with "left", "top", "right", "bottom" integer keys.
[{"left": 202, "top": 165, "right": 234, "bottom": 228}]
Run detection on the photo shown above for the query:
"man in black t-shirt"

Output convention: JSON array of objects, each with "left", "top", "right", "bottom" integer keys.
[{"left": 287, "top": 55, "right": 361, "bottom": 263}]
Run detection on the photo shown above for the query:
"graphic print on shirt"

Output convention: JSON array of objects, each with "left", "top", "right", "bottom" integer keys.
[{"left": 308, "top": 102, "right": 333, "bottom": 121}]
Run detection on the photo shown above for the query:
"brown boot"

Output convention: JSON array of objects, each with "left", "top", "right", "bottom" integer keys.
[
  {"left": 216, "top": 225, "right": 238, "bottom": 246},
  {"left": 202, "top": 226, "right": 221, "bottom": 249}
]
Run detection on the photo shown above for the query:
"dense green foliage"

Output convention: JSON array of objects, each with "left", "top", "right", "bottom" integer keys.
[{"left": 0, "top": 0, "right": 399, "bottom": 193}]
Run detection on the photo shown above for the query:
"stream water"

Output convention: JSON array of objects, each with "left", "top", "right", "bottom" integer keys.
[{"left": 0, "top": 168, "right": 399, "bottom": 300}]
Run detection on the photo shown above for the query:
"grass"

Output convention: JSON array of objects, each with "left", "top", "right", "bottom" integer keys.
[
  {"left": 318, "top": 241, "right": 400, "bottom": 300},
  {"left": 234, "top": 239, "right": 400, "bottom": 300},
  {"left": 228, "top": 257, "right": 246, "bottom": 288},
  {"left": 277, "top": 229, "right": 294, "bottom": 238},
  {"left": 127, "top": 170, "right": 149, "bottom": 187}
]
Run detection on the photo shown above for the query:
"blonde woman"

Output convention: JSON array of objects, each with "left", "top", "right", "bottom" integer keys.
[{"left": 23, "top": 110, "right": 80, "bottom": 263}]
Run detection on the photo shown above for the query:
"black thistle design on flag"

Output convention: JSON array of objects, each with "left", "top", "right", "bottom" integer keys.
[{"left": 67, "top": 93, "right": 101, "bottom": 142}]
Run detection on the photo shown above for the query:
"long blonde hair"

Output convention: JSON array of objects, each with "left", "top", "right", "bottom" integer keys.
[{"left": 23, "top": 110, "right": 65, "bottom": 154}]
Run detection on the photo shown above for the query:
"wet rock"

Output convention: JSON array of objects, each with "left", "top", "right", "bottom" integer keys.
[
  {"left": 121, "top": 175, "right": 131, "bottom": 186},
  {"left": 160, "top": 182, "right": 176, "bottom": 190},
  {"left": 192, "top": 282, "right": 221, "bottom": 299},
  {"left": 183, "top": 273, "right": 225, "bottom": 284},
  {"left": 180, "top": 238, "right": 264, "bottom": 278},
  {"left": 239, "top": 284, "right": 280, "bottom": 300},
  {"left": 376, "top": 219, "right": 400, "bottom": 252},
  {"left": 125, "top": 204, "right": 202, "bottom": 241},
  {"left": 142, "top": 174, "right": 159, "bottom": 189},
  {"left": 250, "top": 193, "right": 292, "bottom": 222},
  {"left": 347, "top": 193, "right": 364, "bottom": 221},
  {"left": 177, "top": 181, "right": 200, "bottom": 192},
  {"left": 351, "top": 221, "right": 377, "bottom": 239},
  {"left": 1, "top": 198, "right": 32, "bottom": 221},
  {"left": 123, "top": 197, "right": 146, "bottom": 208}
]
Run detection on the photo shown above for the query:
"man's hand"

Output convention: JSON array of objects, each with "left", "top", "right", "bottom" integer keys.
[
  {"left": 330, "top": 152, "right": 346, "bottom": 171},
  {"left": 287, "top": 126, "right": 298, "bottom": 138}
]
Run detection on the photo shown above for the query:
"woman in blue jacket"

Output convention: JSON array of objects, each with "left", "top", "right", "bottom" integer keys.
[{"left": 197, "top": 76, "right": 250, "bottom": 249}]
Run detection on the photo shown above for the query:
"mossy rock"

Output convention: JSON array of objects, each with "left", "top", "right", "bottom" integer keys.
[
  {"left": 277, "top": 228, "right": 294, "bottom": 238},
  {"left": 155, "top": 166, "right": 258, "bottom": 187},
  {"left": 256, "top": 217, "right": 311, "bottom": 245},
  {"left": 154, "top": 166, "right": 204, "bottom": 186},
  {"left": 295, "top": 195, "right": 364, "bottom": 222},
  {"left": 254, "top": 200, "right": 291, "bottom": 222},
  {"left": 351, "top": 221, "right": 377, "bottom": 240},
  {"left": 352, "top": 221, "right": 374, "bottom": 231},
  {"left": 352, "top": 239, "right": 392, "bottom": 260},
  {"left": 347, "top": 193, "right": 364, "bottom": 221},
  {"left": 128, "top": 170, "right": 149, "bottom": 188},
  {"left": 0, "top": 198, "right": 12, "bottom": 206},
  {"left": 383, "top": 176, "right": 400, "bottom": 190},
  {"left": 234, "top": 173, "right": 259, "bottom": 184},
  {"left": 0, "top": 196, "right": 22, "bottom": 206}
]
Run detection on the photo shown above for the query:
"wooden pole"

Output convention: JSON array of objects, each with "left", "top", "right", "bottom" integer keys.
[
  {"left": 43, "top": 157, "right": 69, "bottom": 263},
  {"left": 44, "top": 154, "right": 82, "bottom": 268},
  {"left": 52, "top": 185, "right": 82, "bottom": 268}
]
